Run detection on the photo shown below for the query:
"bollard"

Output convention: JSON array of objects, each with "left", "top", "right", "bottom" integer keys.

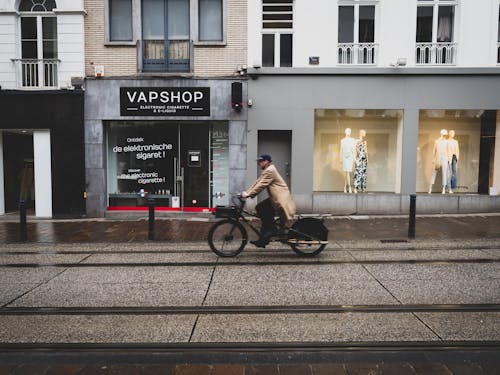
[
  {"left": 408, "top": 194, "right": 416, "bottom": 239},
  {"left": 148, "top": 197, "right": 155, "bottom": 240},
  {"left": 19, "top": 200, "right": 27, "bottom": 242}
]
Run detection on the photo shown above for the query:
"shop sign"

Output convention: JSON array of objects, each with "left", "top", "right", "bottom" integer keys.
[{"left": 120, "top": 87, "right": 210, "bottom": 116}]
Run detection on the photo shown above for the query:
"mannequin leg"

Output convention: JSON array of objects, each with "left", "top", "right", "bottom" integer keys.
[
  {"left": 347, "top": 172, "right": 352, "bottom": 193},
  {"left": 441, "top": 161, "right": 448, "bottom": 194},
  {"left": 429, "top": 169, "right": 437, "bottom": 194}
]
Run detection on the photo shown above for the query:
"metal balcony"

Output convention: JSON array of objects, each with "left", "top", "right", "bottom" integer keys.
[
  {"left": 415, "top": 42, "right": 456, "bottom": 65},
  {"left": 142, "top": 39, "right": 192, "bottom": 72},
  {"left": 338, "top": 43, "right": 378, "bottom": 65},
  {"left": 12, "top": 58, "right": 59, "bottom": 89}
]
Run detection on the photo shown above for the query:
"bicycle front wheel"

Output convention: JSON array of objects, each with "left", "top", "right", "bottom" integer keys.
[{"left": 208, "top": 219, "right": 247, "bottom": 257}]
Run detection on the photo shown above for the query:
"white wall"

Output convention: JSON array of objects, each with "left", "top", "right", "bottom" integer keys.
[
  {"left": 248, "top": 0, "right": 500, "bottom": 69},
  {"left": 0, "top": 14, "right": 17, "bottom": 89},
  {"left": 33, "top": 130, "right": 52, "bottom": 217},
  {"left": 0, "top": 0, "right": 85, "bottom": 89},
  {"left": 57, "top": 13, "right": 85, "bottom": 88}
]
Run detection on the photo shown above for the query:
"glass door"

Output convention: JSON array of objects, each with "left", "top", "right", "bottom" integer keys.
[{"left": 180, "top": 123, "right": 209, "bottom": 207}]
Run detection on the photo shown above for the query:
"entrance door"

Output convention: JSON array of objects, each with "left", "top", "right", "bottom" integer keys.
[
  {"left": 258, "top": 130, "right": 292, "bottom": 187},
  {"left": 179, "top": 123, "right": 210, "bottom": 207},
  {"left": 2, "top": 132, "right": 35, "bottom": 212}
]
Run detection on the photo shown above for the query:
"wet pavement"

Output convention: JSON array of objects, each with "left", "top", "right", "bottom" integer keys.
[
  {"left": 1, "top": 213, "right": 500, "bottom": 243},
  {"left": 0, "top": 213, "right": 499, "bottom": 374}
]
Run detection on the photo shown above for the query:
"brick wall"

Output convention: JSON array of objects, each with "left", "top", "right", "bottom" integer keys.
[
  {"left": 84, "top": 0, "right": 246, "bottom": 78},
  {"left": 193, "top": 0, "right": 248, "bottom": 77},
  {"left": 84, "top": 0, "right": 137, "bottom": 77}
]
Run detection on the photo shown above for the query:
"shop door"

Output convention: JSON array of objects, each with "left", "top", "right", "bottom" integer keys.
[
  {"left": 2, "top": 132, "right": 34, "bottom": 212},
  {"left": 258, "top": 130, "right": 292, "bottom": 187},
  {"left": 179, "top": 123, "right": 209, "bottom": 207}
]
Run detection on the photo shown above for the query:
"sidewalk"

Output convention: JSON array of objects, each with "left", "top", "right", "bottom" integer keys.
[
  {"left": 1, "top": 212, "right": 499, "bottom": 243},
  {"left": 1, "top": 213, "right": 499, "bottom": 375}
]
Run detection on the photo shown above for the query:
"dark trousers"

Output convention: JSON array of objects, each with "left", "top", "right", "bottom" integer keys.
[{"left": 255, "top": 198, "right": 276, "bottom": 236}]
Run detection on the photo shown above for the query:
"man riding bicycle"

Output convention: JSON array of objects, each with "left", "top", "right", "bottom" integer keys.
[{"left": 241, "top": 154, "right": 296, "bottom": 248}]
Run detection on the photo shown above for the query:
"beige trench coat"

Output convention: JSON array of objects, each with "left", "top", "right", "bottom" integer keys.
[{"left": 246, "top": 164, "right": 296, "bottom": 224}]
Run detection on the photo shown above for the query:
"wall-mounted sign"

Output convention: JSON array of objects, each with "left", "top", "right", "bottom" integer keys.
[{"left": 120, "top": 87, "right": 210, "bottom": 116}]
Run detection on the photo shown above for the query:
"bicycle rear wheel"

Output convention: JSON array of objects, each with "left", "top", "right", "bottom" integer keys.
[
  {"left": 289, "top": 217, "right": 328, "bottom": 257},
  {"left": 208, "top": 219, "right": 247, "bottom": 257}
]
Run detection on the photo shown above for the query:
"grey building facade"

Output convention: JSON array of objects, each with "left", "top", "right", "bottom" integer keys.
[
  {"left": 246, "top": 68, "right": 500, "bottom": 214},
  {"left": 84, "top": 77, "right": 247, "bottom": 217}
]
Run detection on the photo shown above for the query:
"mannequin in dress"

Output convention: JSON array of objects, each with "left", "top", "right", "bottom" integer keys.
[
  {"left": 428, "top": 129, "right": 450, "bottom": 194},
  {"left": 340, "top": 127, "right": 357, "bottom": 193},
  {"left": 353, "top": 129, "right": 368, "bottom": 194},
  {"left": 447, "top": 130, "right": 459, "bottom": 193}
]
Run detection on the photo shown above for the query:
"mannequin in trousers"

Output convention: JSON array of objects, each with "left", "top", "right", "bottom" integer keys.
[
  {"left": 447, "top": 130, "right": 459, "bottom": 193},
  {"left": 429, "top": 129, "right": 451, "bottom": 194},
  {"left": 340, "top": 127, "right": 357, "bottom": 193}
]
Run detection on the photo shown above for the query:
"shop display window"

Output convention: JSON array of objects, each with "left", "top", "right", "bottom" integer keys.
[
  {"left": 106, "top": 121, "right": 229, "bottom": 208},
  {"left": 314, "top": 109, "right": 403, "bottom": 193},
  {"left": 417, "top": 110, "right": 498, "bottom": 194}
]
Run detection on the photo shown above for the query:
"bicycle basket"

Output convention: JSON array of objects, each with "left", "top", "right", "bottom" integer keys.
[{"left": 214, "top": 205, "right": 239, "bottom": 218}]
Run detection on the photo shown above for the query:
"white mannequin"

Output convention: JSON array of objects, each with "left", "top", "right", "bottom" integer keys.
[
  {"left": 340, "top": 127, "right": 357, "bottom": 193},
  {"left": 429, "top": 129, "right": 450, "bottom": 194}
]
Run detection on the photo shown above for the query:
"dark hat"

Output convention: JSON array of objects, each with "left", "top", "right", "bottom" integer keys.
[{"left": 256, "top": 154, "right": 272, "bottom": 162}]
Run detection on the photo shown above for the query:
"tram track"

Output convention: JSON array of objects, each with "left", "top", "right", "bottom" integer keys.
[
  {"left": 2, "top": 303, "right": 500, "bottom": 315},
  {"left": 1, "top": 258, "right": 499, "bottom": 268}
]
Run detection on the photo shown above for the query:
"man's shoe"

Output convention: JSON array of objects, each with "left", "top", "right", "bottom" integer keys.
[{"left": 250, "top": 239, "right": 267, "bottom": 248}]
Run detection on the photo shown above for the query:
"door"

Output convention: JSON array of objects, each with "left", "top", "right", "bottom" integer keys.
[
  {"left": 179, "top": 123, "right": 210, "bottom": 207},
  {"left": 258, "top": 130, "right": 292, "bottom": 188},
  {"left": 142, "top": 0, "right": 190, "bottom": 72},
  {"left": 2, "top": 132, "right": 35, "bottom": 212}
]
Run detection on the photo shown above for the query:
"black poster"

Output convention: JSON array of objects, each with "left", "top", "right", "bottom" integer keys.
[{"left": 120, "top": 87, "right": 210, "bottom": 116}]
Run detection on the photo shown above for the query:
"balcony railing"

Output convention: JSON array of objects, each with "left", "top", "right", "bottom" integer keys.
[
  {"left": 415, "top": 42, "right": 456, "bottom": 65},
  {"left": 12, "top": 58, "right": 59, "bottom": 89},
  {"left": 338, "top": 43, "right": 378, "bottom": 65},
  {"left": 142, "top": 39, "right": 192, "bottom": 72}
]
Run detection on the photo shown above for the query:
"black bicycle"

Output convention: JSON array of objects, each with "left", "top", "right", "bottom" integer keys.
[{"left": 208, "top": 196, "right": 328, "bottom": 257}]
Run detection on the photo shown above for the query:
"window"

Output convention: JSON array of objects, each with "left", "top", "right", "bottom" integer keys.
[
  {"left": 314, "top": 109, "right": 403, "bottom": 193},
  {"left": 497, "top": 5, "right": 500, "bottom": 64},
  {"left": 18, "top": 1, "right": 58, "bottom": 88},
  {"left": 199, "top": 0, "right": 222, "bottom": 41},
  {"left": 109, "top": 0, "right": 132, "bottom": 41},
  {"left": 142, "top": 0, "right": 191, "bottom": 72},
  {"left": 417, "top": 110, "right": 498, "bottom": 194},
  {"left": 19, "top": 0, "right": 56, "bottom": 11},
  {"left": 338, "top": 2, "right": 376, "bottom": 65},
  {"left": 261, "top": 0, "right": 293, "bottom": 67},
  {"left": 416, "top": 0, "right": 456, "bottom": 65}
]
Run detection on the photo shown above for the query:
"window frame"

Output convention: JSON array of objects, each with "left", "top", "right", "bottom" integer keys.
[
  {"left": 19, "top": 13, "right": 58, "bottom": 60},
  {"left": 194, "top": 0, "right": 227, "bottom": 45},
  {"left": 416, "top": 0, "right": 457, "bottom": 44},
  {"left": 104, "top": 0, "right": 137, "bottom": 46}
]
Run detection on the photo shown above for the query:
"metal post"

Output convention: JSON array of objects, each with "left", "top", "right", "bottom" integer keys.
[
  {"left": 148, "top": 198, "right": 155, "bottom": 240},
  {"left": 19, "top": 200, "right": 27, "bottom": 242},
  {"left": 408, "top": 194, "right": 416, "bottom": 239}
]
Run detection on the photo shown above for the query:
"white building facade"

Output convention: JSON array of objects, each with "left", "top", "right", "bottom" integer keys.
[
  {"left": 245, "top": 0, "right": 500, "bottom": 214},
  {"left": 0, "top": 0, "right": 86, "bottom": 218}
]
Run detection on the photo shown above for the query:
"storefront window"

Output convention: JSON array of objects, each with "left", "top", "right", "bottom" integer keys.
[
  {"left": 106, "top": 121, "right": 229, "bottom": 207},
  {"left": 314, "top": 109, "right": 403, "bottom": 193},
  {"left": 417, "top": 110, "right": 498, "bottom": 194}
]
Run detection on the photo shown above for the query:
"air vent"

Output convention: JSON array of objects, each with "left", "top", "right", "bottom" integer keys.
[{"left": 263, "top": 0, "right": 293, "bottom": 29}]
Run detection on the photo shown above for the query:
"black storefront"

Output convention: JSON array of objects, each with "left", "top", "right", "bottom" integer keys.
[{"left": 0, "top": 90, "right": 85, "bottom": 217}]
